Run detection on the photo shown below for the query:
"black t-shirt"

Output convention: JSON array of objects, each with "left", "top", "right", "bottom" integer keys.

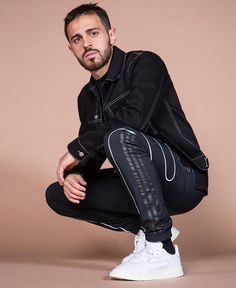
[
  {"left": 92, "top": 74, "right": 107, "bottom": 119},
  {"left": 93, "top": 74, "right": 107, "bottom": 100}
]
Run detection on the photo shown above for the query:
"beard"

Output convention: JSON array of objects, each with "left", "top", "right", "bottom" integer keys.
[{"left": 77, "top": 39, "right": 112, "bottom": 72}]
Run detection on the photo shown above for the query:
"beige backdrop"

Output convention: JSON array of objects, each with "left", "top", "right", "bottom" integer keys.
[{"left": 0, "top": 0, "right": 235, "bottom": 260}]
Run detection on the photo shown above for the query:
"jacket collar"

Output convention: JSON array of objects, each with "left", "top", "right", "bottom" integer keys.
[
  {"left": 105, "top": 46, "right": 126, "bottom": 82},
  {"left": 89, "top": 46, "right": 126, "bottom": 90}
]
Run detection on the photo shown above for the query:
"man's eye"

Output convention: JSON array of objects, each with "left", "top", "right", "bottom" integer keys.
[
  {"left": 73, "top": 38, "right": 81, "bottom": 44},
  {"left": 90, "top": 31, "right": 98, "bottom": 37}
]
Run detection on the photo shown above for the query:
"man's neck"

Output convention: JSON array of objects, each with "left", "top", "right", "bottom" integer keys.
[{"left": 91, "top": 62, "right": 110, "bottom": 80}]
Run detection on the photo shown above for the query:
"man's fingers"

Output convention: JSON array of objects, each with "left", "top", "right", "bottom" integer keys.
[
  {"left": 66, "top": 178, "right": 86, "bottom": 191},
  {"left": 64, "top": 182, "right": 86, "bottom": 198},
  {"left": 80, "top": 179, "right": 87, "bottom": 186},
  {"left": 56, "top": 164, "right": 65, "bottom": 185},
  {"left": 64, "top": 187, "right": 85, "bottom": 203},
  {"left": 64, "top": 190, "right": 80, "bottom": 204},
  {"left": 59, "top": 165, "right": 65, "bottom": 184}
]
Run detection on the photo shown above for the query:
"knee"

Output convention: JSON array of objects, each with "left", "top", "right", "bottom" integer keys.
[
  {"left": 45, "top": 182, "right": 63, "bottom": 212},
  {"left": 45, "top": 182, "right": 85, "bottom": 219},
  {"left": 103, "top": 126, "right": 137, "bottom": 150}
]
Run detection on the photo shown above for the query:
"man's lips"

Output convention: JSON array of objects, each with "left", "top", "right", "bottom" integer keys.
[{"left": 84, "top": 51, "right": 98, "bottom": 58}]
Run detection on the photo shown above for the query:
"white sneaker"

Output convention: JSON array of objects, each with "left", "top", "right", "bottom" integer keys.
[
  {"left": 121, "top": 227, "right": 180, "bottom": 263},
  {"left": 109, "top": 242, "right": 184, "bottom": 281},
  {"left": 121, "top": 230, "right": 146, "bottom": 263}
]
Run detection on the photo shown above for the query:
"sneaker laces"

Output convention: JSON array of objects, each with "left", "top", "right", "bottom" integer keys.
[
  {"left": 146, "top": 242, "right": 163, "bottom": 256},
  {"left": 131, "top": 242, "right": 163, "bottom": 262},
  {"left": 122, "top": 230, "right": 145, "bottom": 262},
  {"left": 132, "top": 234, "right": 144, "bottom": 255}
]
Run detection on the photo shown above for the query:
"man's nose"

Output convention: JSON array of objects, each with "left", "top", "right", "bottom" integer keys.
[{"left": 83, "top": 36, "right": 92, "bottom": 49}]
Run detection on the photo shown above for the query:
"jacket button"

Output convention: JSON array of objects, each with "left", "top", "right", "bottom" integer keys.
[
  {"left": 94, "top": 114, "right": 98, "bottom": 119},
  {"left": 78, "top": 151, "right": 84, "bottom": 157}
]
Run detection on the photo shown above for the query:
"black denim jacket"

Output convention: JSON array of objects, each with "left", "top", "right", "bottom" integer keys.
[{"left": 68, "top": 46, "right": 209, "bottom": 176}]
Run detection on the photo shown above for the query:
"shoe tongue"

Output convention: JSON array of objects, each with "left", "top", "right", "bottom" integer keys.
[
  {"left": 137, "top": 230, "right": 145, "bottom": 239},
  {"left": 134, "top": 231, "right": 145, "bottom": 251}
]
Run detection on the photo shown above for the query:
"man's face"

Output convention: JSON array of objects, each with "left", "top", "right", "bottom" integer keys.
[{"left": 67, "top": 14, "right": 116, "bottom": 72}]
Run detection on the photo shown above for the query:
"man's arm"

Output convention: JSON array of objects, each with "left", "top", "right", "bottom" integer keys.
[{"left": 56, "top": 151, "right": 80, "bottom": 185}]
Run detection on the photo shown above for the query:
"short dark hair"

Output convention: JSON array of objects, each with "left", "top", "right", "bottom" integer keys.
[{"left": 64, "top": 3, "right": 111, "bottom": 42}]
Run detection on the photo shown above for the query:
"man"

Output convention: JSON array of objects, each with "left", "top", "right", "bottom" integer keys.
[{"left": 46, "top": 3, "right": 209, "bottom": 281}]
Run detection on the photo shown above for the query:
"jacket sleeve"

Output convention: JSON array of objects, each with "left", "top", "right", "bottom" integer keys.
[{"left": 68, "top": 52, "right": 171, "bottom": 161}]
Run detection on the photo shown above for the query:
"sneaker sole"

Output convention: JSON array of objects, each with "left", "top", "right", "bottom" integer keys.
[{"left": 109, "top": 266, "right": 184, "bottom": 281}]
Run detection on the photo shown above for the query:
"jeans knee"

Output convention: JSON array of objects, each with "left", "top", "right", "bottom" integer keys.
[
  {"left": 45, "top": 182, "right": 61, "bottom": 211},
  {"left": 103, "top": 126, "right": 137, "bottom": 149}
]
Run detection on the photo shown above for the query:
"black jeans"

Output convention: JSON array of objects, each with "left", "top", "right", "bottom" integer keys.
[{"left": 46, "top": 127, "right": 208, "bottom": 242}]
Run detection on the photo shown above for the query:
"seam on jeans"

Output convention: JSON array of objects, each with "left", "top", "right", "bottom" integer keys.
[
  {"left": 87, "top": 220, "right": 128, "bottom": 232},
  {"left": 152, "top": 138, "right": 176, "bottom": 182},
  {"left": 107, "top": 128, "right": 140, "bottom": 213},
  {"left": 164, "top": 142, "right": 177, "bottom": 178},
  {"left": 99, "top": 222, "right": 128, "bottom": 232},
  {"left": 140, "top": 132, "right": 152, "bottom": 160}
]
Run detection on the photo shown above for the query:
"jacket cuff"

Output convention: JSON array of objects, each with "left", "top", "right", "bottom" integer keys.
[{"left": 67, "top": 138, "right": 89, "bottom": 161}]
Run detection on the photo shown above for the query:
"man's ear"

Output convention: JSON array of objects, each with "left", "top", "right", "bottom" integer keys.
[
  {"left": 68, "top": 44, "right": 72, "bottom": 52},
  {"left": 109, "top": 27, "right": 117, "bottom": 46},
  {"left": 68, "top": 43, "right": 76, "bottom": 56}
]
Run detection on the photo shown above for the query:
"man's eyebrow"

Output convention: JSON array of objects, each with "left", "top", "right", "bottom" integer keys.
[
  {"left": 86, "top": 27, "right": 100, "bottom": 32},
  {"left": 70, "top": 28, "right": 100, "bottom": 41}
]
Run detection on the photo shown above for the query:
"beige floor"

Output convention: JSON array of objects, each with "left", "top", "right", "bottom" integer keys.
[{"left": 1, "top": 254, "right": 236, "bottom": 288}]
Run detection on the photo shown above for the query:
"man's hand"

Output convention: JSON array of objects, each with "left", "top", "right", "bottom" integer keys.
[
  {"left": 64, "top": 174, "right": 87, "bottom": 204},
  {"left": 57, "top": 151, "right": 80, "bottom": 185}
]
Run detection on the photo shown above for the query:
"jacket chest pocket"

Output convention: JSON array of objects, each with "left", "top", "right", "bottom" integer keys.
[{"left": 104, "top": 90, "right": 131, "bottom": 117}]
